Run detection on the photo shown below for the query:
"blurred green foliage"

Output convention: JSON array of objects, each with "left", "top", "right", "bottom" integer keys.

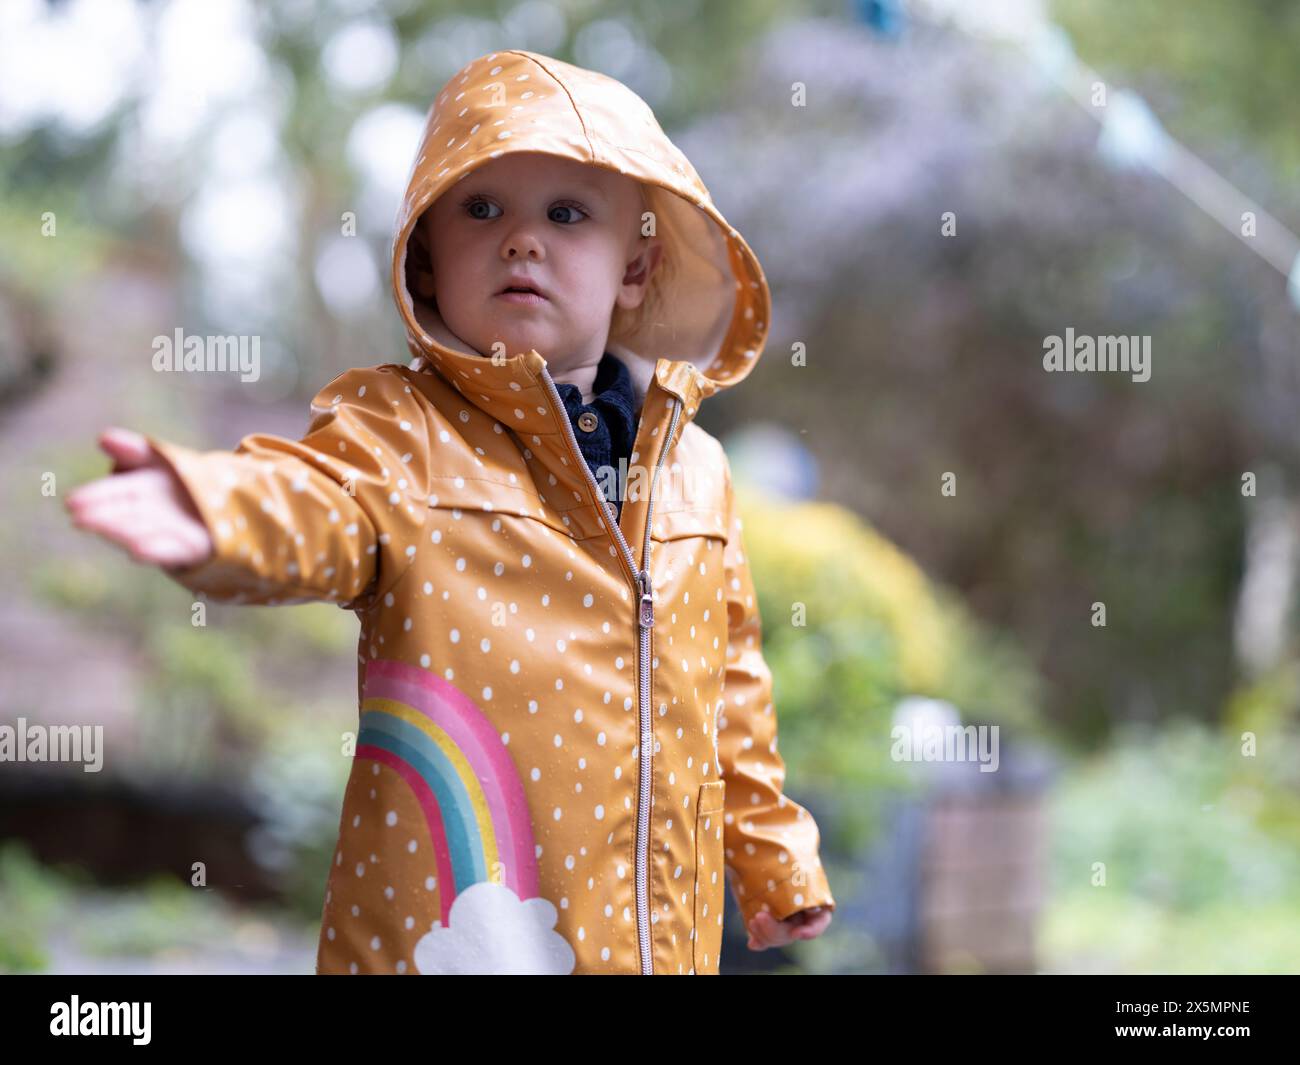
[
  {"left": 0, "top": 185, "right": 109, "bottom": 301},
  {"left": 0, "top": 842, "right": 81, "bottom": 972},
  {"left": 1044, "top": 720, "right": 1300, "bottom": 972},
  {"left": 245, "top": 718, "right": 355, "bottom": 920},
  {"left": 738, "top": 483, "right": 1046, "bottom": 850},
  {"left": 1052, "top": 0, "right": 1300, "bottom": 181},
  {"left": 0, "top": 840, "right": 317, "bottom": 973}
]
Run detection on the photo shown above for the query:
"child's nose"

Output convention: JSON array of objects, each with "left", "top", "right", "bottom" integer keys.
[{"left": 502, "top": 228, "right": 545, "bottom": 261}]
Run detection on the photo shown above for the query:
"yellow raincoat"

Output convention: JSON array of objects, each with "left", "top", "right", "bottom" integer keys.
[{"left": 145, "top": 49, "right": 835, "bottom": 974}]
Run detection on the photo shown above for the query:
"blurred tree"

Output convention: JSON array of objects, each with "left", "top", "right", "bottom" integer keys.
[
  {"left": 681, "top": 17, "right": 1298, "bottom": 746},
  {"left": 1052, "top": 0, "right": 1300, "bottom": 184}
]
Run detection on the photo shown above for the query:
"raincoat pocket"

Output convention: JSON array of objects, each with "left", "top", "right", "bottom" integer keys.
[
  {"left": 649, "top": 506, "right": 728, "bottom": 544},
  {"left": 692, "top": 779, "right": 727, "bottom": 974}
]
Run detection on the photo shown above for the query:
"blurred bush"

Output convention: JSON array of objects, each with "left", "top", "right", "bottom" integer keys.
[
  {"left": 735, "top": 481, "right": 1046, "bottom": 851},
  {"left": 1043, "top": 719, "right": 1300, "bottom": 973},
  {"left": 0, "top": 839, "right": 317, "bottom": 973}
]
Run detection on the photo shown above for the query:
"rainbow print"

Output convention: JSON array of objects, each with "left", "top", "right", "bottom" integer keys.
[{"left": 356, "top": 657, "right": 540, "bottom": 926}]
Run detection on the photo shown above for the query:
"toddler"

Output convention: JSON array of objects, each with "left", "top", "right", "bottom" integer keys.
[{"left": 66, "top": 49, "right": 835, "bottom": 974}]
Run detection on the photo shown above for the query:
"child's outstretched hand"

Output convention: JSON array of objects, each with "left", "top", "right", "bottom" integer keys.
[
  {"left": 745, "top": 905, "right": 833, "bottom": 950},
  {"left": 65, "top": 426, "right": 214, "bottom": 571}
]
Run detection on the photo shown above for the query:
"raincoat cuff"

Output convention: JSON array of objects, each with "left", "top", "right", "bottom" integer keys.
[
  {"left": 140, "top": 432, "right": 292, "bottom": 601},
  {"left": 731, "top": 860, "right": 836, "bottom": 927},
  {"left": 141, "top": 433, "right": 232, "bottom": 590}
]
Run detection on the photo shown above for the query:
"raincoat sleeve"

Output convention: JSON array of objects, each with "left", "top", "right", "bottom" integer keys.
[
  {"left": 717, "top": 456, "right": 836, "bottom": 927},
  {"left": 139, "top": 364, "right": 430, "bottom": 608}
]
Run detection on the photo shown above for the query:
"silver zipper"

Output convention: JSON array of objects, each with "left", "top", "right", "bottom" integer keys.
[
  {"left": 538, "top": 367, "right": 682, "bottom": 975},
  {"left": 633, "top": 394, "right": 682, "bottom": 975}
]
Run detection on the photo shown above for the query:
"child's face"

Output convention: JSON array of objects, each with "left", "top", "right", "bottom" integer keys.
[{"left": 421, "top": 152, "right": 661, "bottom": 372}]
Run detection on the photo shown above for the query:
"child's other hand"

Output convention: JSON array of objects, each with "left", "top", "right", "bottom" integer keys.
[
  {"left": 745, "top": 905, "right": 833, "bottom": 950},
  {"left": 65, "top": 427, "right": 214, "bottom": 571}
]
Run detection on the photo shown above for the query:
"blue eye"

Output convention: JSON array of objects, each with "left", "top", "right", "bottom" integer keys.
[
  {"left": 548, "top": 202, "right": 587, "bottom": 224},
  {"left": 459, "top": 196, "right": 587, "bottom": 223},
  {"left": 463, "top": 196, "right": 501, "bottom": 220}
]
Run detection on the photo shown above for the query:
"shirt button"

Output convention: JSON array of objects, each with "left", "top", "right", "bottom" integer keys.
[{"left": 577, "top": 412, "right": 599, "bottom": 433}]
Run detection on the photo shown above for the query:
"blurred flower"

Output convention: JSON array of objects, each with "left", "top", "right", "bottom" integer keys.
[{"left": 724, "top": 423, "right": 819, "bottom": 501}]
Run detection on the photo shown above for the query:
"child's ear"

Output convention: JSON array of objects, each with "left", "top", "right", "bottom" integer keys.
[
  {"left": 409, "top": 217, "right": 437, "bottom": 299},
  {"left": 617, "top": 240, "right": 663, "bottom": 309}
]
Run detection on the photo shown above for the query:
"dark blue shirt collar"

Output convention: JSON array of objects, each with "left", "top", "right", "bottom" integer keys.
[{"left": 554, "top": 352, "right": 639, "bottom": 517}]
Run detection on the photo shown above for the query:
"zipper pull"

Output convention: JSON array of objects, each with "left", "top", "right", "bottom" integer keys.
[{"left": 638, "top": 569, "right": 654, "bottom": 629}]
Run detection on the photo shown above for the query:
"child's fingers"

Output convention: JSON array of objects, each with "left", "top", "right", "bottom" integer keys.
[
  {"left": 117, "top": 505, "right": 212, "bottom": 562},
  {"left": 157, "top": 525, "right": 213, "bottom": 567},
  {"left": 68, "top": 500, "right": 151, "bottom": 552},
  {"left": 746, "top": 911, "right": 784, "bottom": 950},
  {"left": 97, "top": 427, "right": 154, "bottom": 471},
  {"left": 67, "top": 466, "right": 174, "bottom": 514},
  {"left": 791, "top": 921, "right": 820, "bottom": 940},
  {"left": 788, "top": 909, "right": 832, "bottom": 941},
  {"left": 67, "top": 479, "right": 141, "bottom": 518},
  {"left": 84, "top": 514, "right": 204, "bottom": 568},
  {"left": 156, "top": 516, "right": 214, "bottom": 564},
  {"left": 69, "top": 490, "right": 199, "bottom": 558},
  {"left": 66, "top": 467, "right": 147, "bottom": 510},
  {"left": 134, "top": 530, "right": 206, "bottom": 568},
  {"left": 67, "top": 480, "right": 156, "bottom": 533},
  {"left": 746, "top": 907, "right": 831, "bottom": 950},
  {"left": 70, "top": 481, "right": 212, "bottom": 566}
]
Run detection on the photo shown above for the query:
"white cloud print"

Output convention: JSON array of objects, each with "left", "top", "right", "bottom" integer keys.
[{"left": 413, "top": 881, "right": 576, "bottom": 975}]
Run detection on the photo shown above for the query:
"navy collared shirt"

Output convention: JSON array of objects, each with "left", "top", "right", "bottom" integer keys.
[{"left": 554, "top": 351, "right": 640, "bottom": 519}]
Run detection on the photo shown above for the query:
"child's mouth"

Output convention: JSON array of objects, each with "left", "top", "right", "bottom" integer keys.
[{"left": 496, "top": 288, "right": 549, "bottom": 306}]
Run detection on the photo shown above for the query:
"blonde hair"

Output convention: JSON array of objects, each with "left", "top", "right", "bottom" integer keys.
[{"left": 608, "top": 181, "right": 676, "bottom": 349}]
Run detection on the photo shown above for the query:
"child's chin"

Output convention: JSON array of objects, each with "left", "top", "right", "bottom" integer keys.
[{"left": 494, "top": 329, "right": 560, "bottom": 358}]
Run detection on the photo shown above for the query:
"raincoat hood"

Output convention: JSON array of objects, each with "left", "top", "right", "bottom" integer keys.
[{"left": 391, "top": 49, "right": 771, "bottom": 416}]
